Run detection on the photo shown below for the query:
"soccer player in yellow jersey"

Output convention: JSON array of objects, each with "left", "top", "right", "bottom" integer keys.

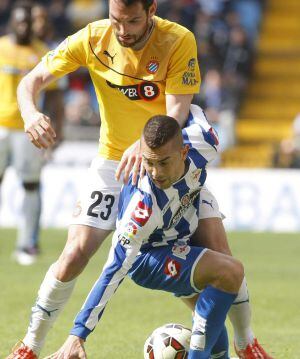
[
  {"left": 8, "top": 1, "right": 272, "bottom": 358},
  {"left": 0, "top": 1, "right": 62, "bottom": 266}
]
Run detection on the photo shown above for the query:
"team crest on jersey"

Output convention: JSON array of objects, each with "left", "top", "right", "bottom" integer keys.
[
  {"left": 167, "top": 189, "right": 200, "bottom": 229},
  {"left": 106, "top": 80, "right": 159, "bottom": 101},
  {"left": 146, "top": 59, "right": 159, "bottom": 74},
  {"left": 191, "top": 169, "right": 202, "bottom": 182},
  {"left": 72, "top": 201, "right": 82, "bottom": 217},
  {"left": 172, "top": 244, "right": 191, "bottom": 260},
  {"left": 164, "top": 258, "right": 181, "bottom": 278},
  {"left": 131, "top": 201, "right": 152, "bottom": 226}
]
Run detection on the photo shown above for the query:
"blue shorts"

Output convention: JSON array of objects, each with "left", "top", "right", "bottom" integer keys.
[{"left": 128, "top": 243, "right": 207, "bottom": 297}]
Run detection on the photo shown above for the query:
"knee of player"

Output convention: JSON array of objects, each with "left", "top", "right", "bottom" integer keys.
[
  {"left": 56, "top": 237, "right": 90, "bottom": 281},
  {"left": 220, "top": 256, "right": 244, "bottom": 293},
  {"left": 193, "top": 251, "right": 244, "bottom": 293},
  {"left": 22, "top": 181, "right": 40, "bottom": 191}
]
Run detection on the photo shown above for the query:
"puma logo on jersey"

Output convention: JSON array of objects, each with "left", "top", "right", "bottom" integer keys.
[{"left": 103, "top": 50, "right": 116, "bottom": 64}]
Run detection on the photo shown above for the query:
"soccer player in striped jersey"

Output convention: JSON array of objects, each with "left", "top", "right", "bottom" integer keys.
[
  {"left": 9, "top": 1, "right": 273, "bottom": 358},
  {"left": 48, "top": 115, "right": 244, "bottom": 358}
]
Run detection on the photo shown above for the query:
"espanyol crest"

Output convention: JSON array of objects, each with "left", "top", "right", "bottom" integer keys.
[{"left": 146, "top": 60, "right": 159, "bottom": 74}]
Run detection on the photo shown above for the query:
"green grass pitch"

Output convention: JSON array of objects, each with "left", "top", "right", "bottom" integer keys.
[{"left": 0, "top": 229, "right": 299, "bottom": 358}]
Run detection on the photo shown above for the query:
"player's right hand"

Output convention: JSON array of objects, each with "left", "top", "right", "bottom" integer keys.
[
  {"left": 43, "top": 335, "right": 87, "bottom": 359},
  {"left": 115, "top": 139, "right": 142, "bottom": 185},
  {"left": 24, "top": 112, "right": 56, "bottom": 149}
]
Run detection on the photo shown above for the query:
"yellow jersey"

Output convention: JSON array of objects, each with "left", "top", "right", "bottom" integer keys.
[
  {"left": 44, "top": 16, "right": 201, "bottom": 160},
  {"left": 0, "top": 35, "right": 49, "bottom": 129}
]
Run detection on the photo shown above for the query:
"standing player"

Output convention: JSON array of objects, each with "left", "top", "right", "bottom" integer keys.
[
  {"left": 0, "top": 0, "right": 61, "bottom": 265},
  {"left": 8, "top": 1, "right": 272, "bottom": 358},
  {"left": 47, "top": 115, "right": 244, "bottom": 359}
]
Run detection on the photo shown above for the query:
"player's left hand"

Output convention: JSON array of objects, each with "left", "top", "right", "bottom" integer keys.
[
  {"left": 43, "top": 335, "right": 87, "bottom": 359},
  {"left": 115, "top": 139, "right": 142, "bottom": 185}
]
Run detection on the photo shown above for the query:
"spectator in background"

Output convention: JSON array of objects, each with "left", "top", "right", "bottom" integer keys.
[
  {"left": 32, "top": 3, "right": 65, "bottom": 144},
  {"left": 273, "top": 114, "right": 300, "bottom": 169},
  {"left": 66, "top": 0, "right": 106, "bottom": 30},
  {"left": 230, "top": 0, "right": 265, "bottom": 46},
  {"left": 0, "top": 0, "right": 60, "bottom": 265},
  {"left": 0, "top": 0, "right": 11, "bottom": 35},
  {"left": 222, "top": 25, "right": 252, "bottom": 112}
]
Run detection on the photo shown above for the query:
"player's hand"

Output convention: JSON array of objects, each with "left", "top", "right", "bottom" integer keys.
[
  {"left": 24, "top": 111, "right": 56, "bottom": 149},
  {"left": 115, "top": 139, "right": 142, "bottom": 185},
  {"left": 43, "top": 335, "right": 87, "bottom": 359}
]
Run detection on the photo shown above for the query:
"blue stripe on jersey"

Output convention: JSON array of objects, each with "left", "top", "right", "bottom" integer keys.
[
  {"left": 72, "top": 243, "right": 127, "bottom": 337},
  {"left": 188, "top": 148, "right": 208, "bottom": 169},
  {"left": 162, "top": 207, "right": 172, "bottom": 228},
  {"left": 174, "top": 216, "right": 191, "bottom": 239},
  {"left": 150, "top": 183, "right": 169, "bottom": 210},
  {"left": 173, "top": 177, "right": 189, "bottom": 199},
  {"left": 118, "top": 181, "right": 139, "bottom": 221},
  {"left": 201, "top": 125, "right": 218, "bottom": 150},
  {"left": 146, "top": 228, "right": 165, "bottom": 249}
]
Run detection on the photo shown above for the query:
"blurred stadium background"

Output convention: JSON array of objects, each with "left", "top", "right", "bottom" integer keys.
[{"left": 0, "top": 0, "right": 299, "bottom": 357}]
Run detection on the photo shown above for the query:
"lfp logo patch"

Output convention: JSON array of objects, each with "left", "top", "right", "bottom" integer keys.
[{"left": 146, "top": 60, "right": 159, "bottom": 74}]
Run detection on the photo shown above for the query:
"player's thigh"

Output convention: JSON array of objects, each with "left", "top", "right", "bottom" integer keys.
[
  {"left": 70, "top": 157, "right": 121, "bottom": 231},
  {"left": 11, "top": 130, "right": 45, "bottom": 182},
  {"left": 129, "top": 244, "right": 208, "bottom": 298},
  {"left": 191, "top": 187, "right": 232, "bottom": 255},
  {"left": 0, "top": 127, "right": 11, "bottom": 178}
]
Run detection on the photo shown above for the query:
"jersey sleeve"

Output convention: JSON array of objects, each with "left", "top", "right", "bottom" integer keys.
[
  {"left": 183, "top": 105, "right": 220, "bottom": 164},
  {"left": 70, "top": 192, "right": 157, "bottom": 340},
  {"left": 165, "top": 31, "right": 201, "bottom": 95},
  {"left": 42, "top": 26, "right": 89, "bottom": 78}
]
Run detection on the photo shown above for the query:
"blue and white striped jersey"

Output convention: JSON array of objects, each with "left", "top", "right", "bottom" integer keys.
[{"left": 70, "top": 106, "right": 219, "bottom": 339}]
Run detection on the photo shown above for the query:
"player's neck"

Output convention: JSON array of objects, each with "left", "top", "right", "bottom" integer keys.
[{"left": 132, "top": 18, "right": 155, "bottom": 51}]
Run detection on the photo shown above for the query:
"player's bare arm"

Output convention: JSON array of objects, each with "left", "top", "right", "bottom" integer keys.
[
  {"left": 17, "top": 61, "right": 57, "bottom": 149},
  {"left": 115, "top": 94, "right": 193, "bottom": 184},
  {"left": 166, "top": 93, "right": 193, "bottom": 127}
]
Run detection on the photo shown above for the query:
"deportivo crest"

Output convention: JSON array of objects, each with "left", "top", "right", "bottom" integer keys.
[
  {"left": 131, "top": 201, "right": 152, "bottom": 226},
  {"left": 167, "top": 189, "right": 200, "bottom": 229},
  {"left": 191, "top": 169, "right": 202, "bottom": 182},
  {"left": 172, "top": 244, "right": 191, "bottom": 260},
  {"left": 146, "top": 60, "right": 159, "bottom": 74}
]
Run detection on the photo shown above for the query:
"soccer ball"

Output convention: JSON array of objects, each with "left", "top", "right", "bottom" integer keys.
[{"left": 144, "top": 323, "right": 191, "bottom": 359}]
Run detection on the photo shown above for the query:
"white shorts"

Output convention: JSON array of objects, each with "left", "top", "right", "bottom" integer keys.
[
  {"left": 0, "top": 126, "right": 45, "bottom": 182},
  {"left": 70, "top": 157, "right": 223, "bottom": 230}
]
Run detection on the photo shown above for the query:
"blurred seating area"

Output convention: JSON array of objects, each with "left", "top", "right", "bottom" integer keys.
[{"left": 7, "top": 0, "right": 300, "bottom": 168}]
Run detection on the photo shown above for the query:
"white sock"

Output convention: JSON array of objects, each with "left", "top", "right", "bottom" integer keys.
[
  {"left": 23, "top": 264, "right": 76, "bottom": 355},
  {"left": 228, "top": 277, "right": 255, "bottom": 349},
  {"left": 17, "top": 189, "right": 41, "bottom": 249}
]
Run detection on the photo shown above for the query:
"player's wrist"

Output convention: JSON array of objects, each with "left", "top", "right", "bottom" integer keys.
[{"left": 70, "top": 325, "right": 90, "bottom": 341}]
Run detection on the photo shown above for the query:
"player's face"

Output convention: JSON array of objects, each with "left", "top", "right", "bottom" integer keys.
[
  {"left": 109, "top": 0, "right": 156, "bottom": 48},
  {"left": 11, "top": 8, "right": 32, "bottom": 44},
  {"left": 141, "top": 137, "right": 189, "bottom": 189}
]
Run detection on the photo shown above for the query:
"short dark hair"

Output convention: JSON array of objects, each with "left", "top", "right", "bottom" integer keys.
[
  {"left": 11, "top": 0, "right": 32, "bottom": 13},
  {"left": 118, "top": 0, "right": 154, "bottom": 11},
  {"left": 143, "top": 115, "right": 182, "bottom": 149}
]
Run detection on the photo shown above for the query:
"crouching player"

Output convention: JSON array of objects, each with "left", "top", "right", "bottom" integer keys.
[{"left": 48, "top": 114, "right": 244, "bottom": 358}]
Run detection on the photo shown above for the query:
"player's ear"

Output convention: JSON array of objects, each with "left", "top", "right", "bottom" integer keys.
[
  {"left": 181, "top": 145, "right": 189, "bottom": 160},
  {"left": 148, "top": 1, "right": 157, "bottom": 18}
]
